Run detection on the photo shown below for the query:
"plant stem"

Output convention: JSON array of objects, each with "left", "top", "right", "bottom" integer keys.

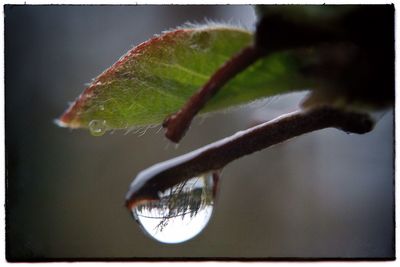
[
  {"left": 163, "top": 45, "right": 264, "bottom": 143},
  {"left": 126, "top": 106, "right": 374, "bottom": 209}
]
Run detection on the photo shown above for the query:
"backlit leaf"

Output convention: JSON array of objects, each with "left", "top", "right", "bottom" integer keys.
[{"left": 57, "top": 25, "right": 312, "bottom": 133}]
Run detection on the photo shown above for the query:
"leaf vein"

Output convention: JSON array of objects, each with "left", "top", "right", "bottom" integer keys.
[{"left": 159, "top": 62, "right": 209, "bottom": 80}]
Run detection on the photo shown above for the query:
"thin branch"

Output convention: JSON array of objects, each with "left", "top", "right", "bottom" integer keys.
[
  {"left": 126, "top": 106, "right": 374, "bottom": 209},
  {"left": 163, "top": 45, "right": 265, "bottom": 143}
]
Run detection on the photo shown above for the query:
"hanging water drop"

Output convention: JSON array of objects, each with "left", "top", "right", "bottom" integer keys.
[
  {"left": 131, "top": 173, "right": 216, "bottom": 244},
  {"left": 88, "top": 119, "right": 107, "bottom": 136}
]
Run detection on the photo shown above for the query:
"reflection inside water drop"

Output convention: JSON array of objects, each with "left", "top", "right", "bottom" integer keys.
[
  {"left": 88, "top": 119, "right": 107, "bottom": 136},
  {"left": 132, "top": 173, "right": 215, "bottom": 244}
]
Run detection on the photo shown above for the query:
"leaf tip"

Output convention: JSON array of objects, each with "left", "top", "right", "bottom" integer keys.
[
  {"left": 53, "top": 118, "right": 68, "bottom": 128},
  {"left": 56, "top": 102, "right": 82, "bottom": 129}
]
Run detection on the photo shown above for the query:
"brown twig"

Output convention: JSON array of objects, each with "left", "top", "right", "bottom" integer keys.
[
  {"left": 126, "top": 106, "right": 374, "bottom": 209},
  {"left": 163, "top": 45, "right": 265, "bottom": 143}
]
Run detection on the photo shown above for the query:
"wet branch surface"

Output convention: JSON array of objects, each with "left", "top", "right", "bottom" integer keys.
[
  {"left": 126, "top": 106, "right": 374, "bottom": 209},
  {"left": 163, "top": 45, "right": 264, "bottom": 143}
]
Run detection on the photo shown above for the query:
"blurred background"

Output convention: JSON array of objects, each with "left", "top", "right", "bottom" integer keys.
[{"left": 5, "top": 5, "right": 394, "bottom": 260}]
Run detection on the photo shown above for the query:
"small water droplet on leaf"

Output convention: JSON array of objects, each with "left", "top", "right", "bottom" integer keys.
[
  {"left": 88, "top": 120, "right": 107, "bottom": 136},
  {"left": 189, "top": 30, "right": 213, "bottom": 53},
  {"left": 132, "top": 173, "right": 215, "bottom": 244}
]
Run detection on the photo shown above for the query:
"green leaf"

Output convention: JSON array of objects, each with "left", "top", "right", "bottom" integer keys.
[{"left": 57, "top": 25, "right": 312, "bottom": 133}]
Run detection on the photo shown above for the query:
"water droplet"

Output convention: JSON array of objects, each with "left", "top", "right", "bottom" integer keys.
[
  {"left": 188, "top": 31, "right": 213, "bottom": 53},
  {"left": 132, "top": 173, "right": 215, "bottom": 244},
  {"left": 88, "top": 120, "right": 107, "bottom": 136}
]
